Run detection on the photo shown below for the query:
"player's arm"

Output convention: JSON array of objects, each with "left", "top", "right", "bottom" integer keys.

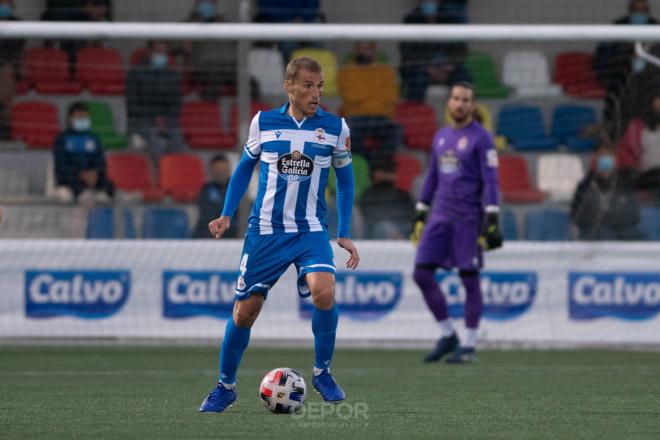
[
  {"left": 411, "top": 138, "right": 440, "bottom": 245},
  {"left": 333, "top": 118, "right": 359, "bottom": 270},
  {"left": 209, "top": 113, "right": 261, "bottom": 239},
  {"left": 478, "top": 132, "right": 502, "bottom": 250}
]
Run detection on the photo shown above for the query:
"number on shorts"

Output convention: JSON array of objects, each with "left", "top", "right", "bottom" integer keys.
[{"left": 239, "top": 253, "right": 249, "bottom": 276}]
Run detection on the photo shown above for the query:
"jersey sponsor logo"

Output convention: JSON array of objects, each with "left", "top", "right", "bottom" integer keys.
[
  {"left": 569, "top": 272, "right": 660, "bottom": 320},
  {"left": 162, "top": 271, "right": 237, "bottom": 319},
  {"left": 439, "top": 150, "right": 459, "bottom": 174},
  {"left": 277, "top": 150, "right": 314, "bottom": 182},
  {"left": 25, "top": 270, "right": 130, "bottom": 319},
  {"left": 436, "top": 272, "right": 537, "bottom": 320},
  {"left": 299, "top": 272, "right": 402, "bottom": 320}
]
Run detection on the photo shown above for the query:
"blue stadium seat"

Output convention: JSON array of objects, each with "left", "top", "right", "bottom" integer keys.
[
  {"left": 142, "top": 208, "right": 189, "bottom": 239},
  {"left": 497, "top": 104, "right": 558, "bottom": 151},
  {"left": 86, "top": 207, "right": 136, "bottom": 239},
  {"left": 502, "top": 209, "right": 518, "bottom": 240},
  {"left": 524, "top": 209, "right": 570, "bottom": 241},
  {"left": 550, "top": 104, "right": 597, "bottom": 151},
  {"left": 639, "top": 207, "right": 660, "bottom": 241}
]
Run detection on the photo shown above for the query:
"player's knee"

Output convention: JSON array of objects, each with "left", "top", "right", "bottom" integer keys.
[
  {"left": 233, "top": 308, "right": 258, "bottom": 327},
  {"left": 311, "top": 286, "right": 335, "bottom": 310}
]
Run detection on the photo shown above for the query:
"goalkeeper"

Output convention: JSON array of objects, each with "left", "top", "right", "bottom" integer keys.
[{"left": 410, "top": 82, "right": 501, "bottom": 364}]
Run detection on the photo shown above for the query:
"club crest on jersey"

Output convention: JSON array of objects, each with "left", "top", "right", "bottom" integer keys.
[
  {"left": 438, "top": 138, "right": 445, "bottom": 146},
  {"left": 277, "top": 150, "right": 314, "bottom": 182},
  {"left": 315, "top": 128, "right": 326, "bottom": 142},
  {"left": 457, "top": 136, "right": 468, "bottom": 151}
]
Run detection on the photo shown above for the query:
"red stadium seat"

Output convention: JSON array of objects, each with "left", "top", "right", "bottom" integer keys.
[
  {"left": 229, "top": 101, "right": 271, "bottom": 140},
  {"left": 394, "top": 153, "right": 422, "bottom": 193},
  {"left": 76, "top": 47, "right": 125, "bottom": 95},
  {"left": 106, "top": 153, "right": 163, "bottom": 202},
  {"left": 394, "top": 102, "right": 439, "bottom": 151},
  {"left": 554, "top": 52, "right": 605, "bottom": 99},
  {"left": 22, "top": 47, "right": 82, "bottom": 95},
  {"left": 10, "top": 101, "right": 60, "bottom": 149},
  {"left": 181, "top": 101, "right": 235, "bottom": 149},
  {"left": 159, "top": 153, "right": 206, "bottom": 202},
  {"left": 498, "top": 154, "right": 545, "bottom": 203}
]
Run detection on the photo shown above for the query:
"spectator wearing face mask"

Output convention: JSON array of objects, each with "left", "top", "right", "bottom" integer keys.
[
  {"left": 126, "top": 40, "right": 185, "bottom": 165},
  {"left": 53, "top": 102, "right": 114, "bottom": 201},
  {"left": 0, "top": 0, "right": 24, "bottom": 140},
  {"left": 571, "top": 143, "right": 645, "bottom": 240},
  {"left": 193, "top": 154, "right": 238, "bottom": 238}
]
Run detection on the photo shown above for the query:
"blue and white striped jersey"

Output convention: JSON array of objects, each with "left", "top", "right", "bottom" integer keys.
[{"left": 243, "top": 103, "right": 352, "bottom": 235}]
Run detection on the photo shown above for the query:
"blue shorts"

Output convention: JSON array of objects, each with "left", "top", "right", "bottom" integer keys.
[
  {"left": 415, "top": 216, "right": 483, "bottom": 271},
  {"left": 234, "top": 231, "right": 335, "bottom": 301}
]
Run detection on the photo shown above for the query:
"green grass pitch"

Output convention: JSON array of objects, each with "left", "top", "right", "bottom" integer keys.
[{"left": 1, "top": 346, "right": 659, "bottom": 439}]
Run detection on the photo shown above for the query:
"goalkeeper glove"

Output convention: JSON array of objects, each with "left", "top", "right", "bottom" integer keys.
[
  {"left": 410, "top": 203, "right": 429, "bottom": 246},
  {"left": 480, "top": 212, "right": 503, "bottom": 251}
]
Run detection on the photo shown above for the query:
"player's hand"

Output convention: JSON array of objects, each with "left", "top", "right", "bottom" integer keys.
[
  {"left": 480, "top": 212, "right": 503, "bottom": 251},
  {"left": 410, "top": 209, "right": 427, "bottom": 246},
  {"left": 208, "top": 216, "right": 231, "bottom": 239},
  {"left": 337, "top": 237, "right": 360, "bottom": 270}
]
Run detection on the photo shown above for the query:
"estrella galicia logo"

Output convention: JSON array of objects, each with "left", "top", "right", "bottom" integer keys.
[
  {"left": 163, "top": 271, "right": 238, "bottom": 319},
  {"left": 299, "top": 272, "right": 402, "bottom": 320},
  {"left": 569, "top": 272, "right": 660, "bottom": 321},
  {"left": 277, "top": 150, "right": 314, "bottom": 182},
  {"left": 25, "top": 270, "right": 130, "bottom": 319},
  {"left": 436, "top": 272, "right": 537, "bottom": 320}
]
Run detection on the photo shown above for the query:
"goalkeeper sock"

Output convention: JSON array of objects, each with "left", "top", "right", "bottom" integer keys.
[
  {"left": 219, "top": 319, "right": 251, "bottom": 385},
  {"left": 413, "top": 265, "right": 449, "bottom": 322},
  {"left": 461, "top": 271, "right": 483, "bottom": 329},
  {"left": 312, "top": 304, "right": 339, "bottom": 372}
]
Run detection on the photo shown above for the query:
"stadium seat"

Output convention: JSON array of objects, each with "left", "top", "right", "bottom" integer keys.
[
  {"left": 159, "top": 153, "right": 206, "bottom": 202},
  {"left": 181, "top": 101, "right": 235, "bottom": 149},
  {"left": 21, "top": 47, "right": 82, "bottom": 94},
  {"left": 394, "top": 153, "right": 421, "bottom": 193},
  {"left": 502, "top": 50, "right": 562, "bottom": 98},
  {"left": 76, "top": 47, "right": 125, "bottom": 95},
  {"left": 248, "top": 48, "right": 285, "bottom": 96},
  {"left": 498, "top": 154, "right": 545, "bottom": 203},
  {"left": 550, "top": 104, "right": 598, "bottom": 151},
  {"left": 229, "top": 101, "right": 272, "bottom": 140},
  {"left": 464, "top": 51, "right": 511, "bottom": 98},
  {"left": 536, "top": 153, "right": 585, "bottom": 202},
  {"left": 86, "top": 207, "right": 136, "bottom": 239},
  {"left": 497, "top": 104, "right": 559, "bottom": 151},
  {"left": 327, "top": 153, "right": 371, "bottom": 201},
  {"left": 87, "top": 101, "right": 127, "bottom": 149},
  {"left": 106, "top": 153, "right": 163, "bottom": 202},
  {"left": 554, "top": 52, "right": 605, "bottom": 99},
  {"left": 10, "top": 101, "right": 60, "bottom": 149},
  {"left": 639, "top": 207, "right": 660, "bottom": 241},
  {"left": 141, "top": 208, "right": 190, "bottom": 239},
  {"left": 524, "top": 209, "right": 570, "bottom": 241},
  {"left": 395, "top": 101, "right": 438, "bottom": 151},
  {"left": 443, "top": 103, "right": 507, "bottom": 150},
  {"left": 291, "top": 48, "right": 338, "bottom": 97},
  {"left": 501, "top": 209, "right": 518, "bottom": 240}
]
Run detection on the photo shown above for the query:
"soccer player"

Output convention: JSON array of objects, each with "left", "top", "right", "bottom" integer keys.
[
  {"left": 199, "top": 57, "right": 359, "bottom": 412},
  {"left": 411, "top": 82, "right": 502, "bottom": 364}
]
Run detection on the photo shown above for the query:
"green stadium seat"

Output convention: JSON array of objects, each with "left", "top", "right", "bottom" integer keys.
[
  {"left": 464, "top": 51, "right": 511, "bottom": 98},
  {"left": 87, "top": 101, "right": 127, "bottom": 150}
]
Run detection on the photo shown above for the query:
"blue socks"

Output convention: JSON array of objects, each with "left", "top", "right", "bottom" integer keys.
[
  {"left": 312, "top": 304, "right": 339, "bottom": 371},
  {"left": 219, "top": 319, "right": 251, "bottom": 384}
]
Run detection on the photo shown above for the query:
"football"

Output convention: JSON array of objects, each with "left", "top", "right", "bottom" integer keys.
[{"left": 259, "top": 367, "right": 307, "bottom": 414}]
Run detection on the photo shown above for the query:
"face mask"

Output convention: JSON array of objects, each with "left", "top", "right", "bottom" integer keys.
[
  {"left": 197, "top": 1, "right": 216, "bottom": 20},
  {"left": 629, "top": 12, "right": 650, "bottom": 24},
  {"left": 596, "top": 154, "right": 615, "bottom": 174},
  {"left": 151, "top": 53, "right": 168, "bottom": 68},
  {"left": 0, "top": 4, "right": 12, "bottom": 18},
  {"left": 420, "top": 1, "right": 438, "bottom": 16},
  {"left": 72, "top": 117, "right": 91, "bottom": 132}
]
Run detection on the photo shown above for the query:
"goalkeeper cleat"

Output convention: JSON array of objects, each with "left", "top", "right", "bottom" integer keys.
[
  {"left": 423, "top": 332, "right": 459, "bottom": 363},
  {"left": 199, "top": 382, "right": 237, "bottom": 413},
  {"left": 446, "top": 347, "right": 477, "bottom": 364},
  {"left": 313, "top": 369, "right": 346, "bottom": 402}
]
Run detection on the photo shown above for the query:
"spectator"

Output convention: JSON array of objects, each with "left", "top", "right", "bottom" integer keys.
[
  {"left": 126, "top": 41, "right": 185, "bottom": 165},
  {"left": 400, "top": 0, "right": 470, "bottom": 101},
  {"left": 359, "top": 156, "right": 415, "bottom": 239},
  {"left": 0, "top": 0, "right": 24, "bottom": 140},
  {"left": 337, "top": 41, "right": 402, "bottom": 165},
  {"left": 54, "top": 102, "right": 114, "bottom": 201},
  {"left": 193, "top": 154, "right": 238, "bottom": 239},
  {"left": 176, "top": 0, "right": 237, "bottom": 101},
  {"left": 593, "top": 0, "right": 658, "bottom": 131},
  {"left": 571, "top": 144, "right": 645, "bottom": 240}
]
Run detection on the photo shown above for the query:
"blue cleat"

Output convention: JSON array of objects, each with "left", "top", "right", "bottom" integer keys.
[
  {"left": 446, "top": 347, "right": 477, "bottom": 364},
  {"left": 199, "top": 383, "right": 237, "bottom": 413},
  {"left": 312, "top": 370, "right": 346, "bottom": 403},
  {"left": 424, "top": 333, "right": 459, "bottom": 363}
]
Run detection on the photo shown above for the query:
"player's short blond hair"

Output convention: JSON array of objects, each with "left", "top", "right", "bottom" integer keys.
[{"left": 285, "top": 56, "right": 323, "bottom": 82}]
